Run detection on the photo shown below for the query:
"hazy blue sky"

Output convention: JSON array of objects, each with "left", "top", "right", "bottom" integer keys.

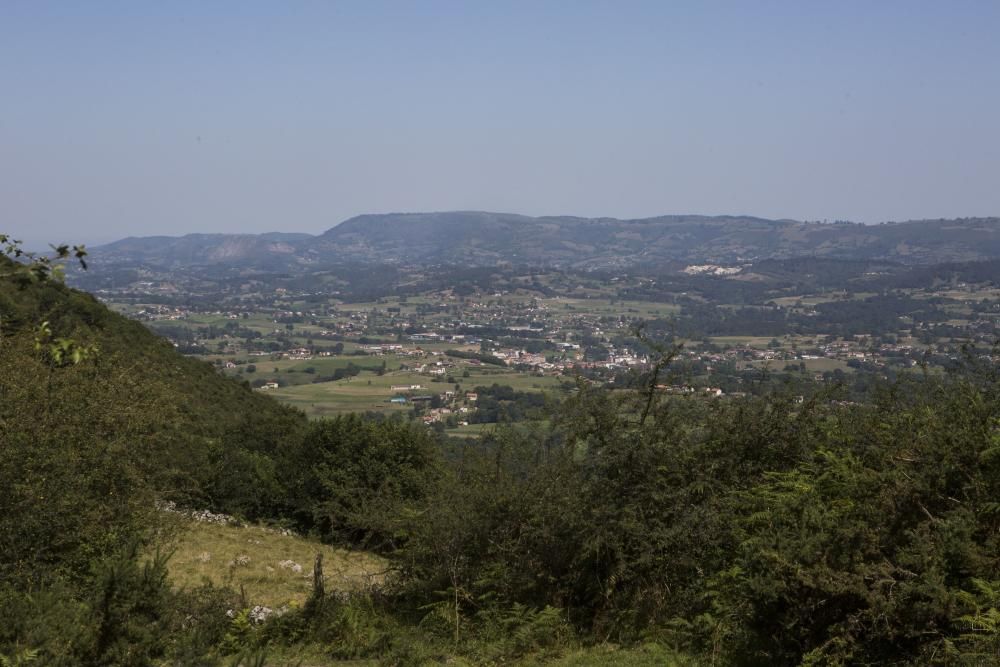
[{"left": 3, "top": 1, "right": 999, "bottom": 245}]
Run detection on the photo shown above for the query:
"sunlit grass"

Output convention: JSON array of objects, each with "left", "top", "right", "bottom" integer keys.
[{"left": 163, "top": 521, "right": 386, "bottom": 608}]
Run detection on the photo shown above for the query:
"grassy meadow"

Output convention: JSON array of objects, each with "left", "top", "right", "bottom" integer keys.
[
  {"left": 268, "top": 363, "right": 565, "bottom": 418},
  {"left": 163, "top": 521, "right": 386, "bottom": 609}
]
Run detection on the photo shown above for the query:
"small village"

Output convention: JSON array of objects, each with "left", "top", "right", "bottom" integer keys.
[{"left": 89, "top": 266, "right": 1000, "bottom": 433}]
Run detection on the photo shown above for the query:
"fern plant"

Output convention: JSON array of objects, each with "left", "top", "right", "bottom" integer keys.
[{"left": 0, "top": 648, "right": 40, "bottom": 667}]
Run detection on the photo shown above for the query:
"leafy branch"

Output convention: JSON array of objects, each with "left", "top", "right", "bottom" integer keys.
[{"left": 0, "top": 233, "right": 88, "bottom": 284}]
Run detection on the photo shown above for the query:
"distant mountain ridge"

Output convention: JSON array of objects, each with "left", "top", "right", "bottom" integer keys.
[{"left": 90, "top": 212, "right": 1000, "bottom": 270}]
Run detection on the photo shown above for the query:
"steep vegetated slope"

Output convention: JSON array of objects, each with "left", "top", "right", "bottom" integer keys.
[
  {"left": 0, "top": 251, "right": 438, "bottom": 664},
  {"left": 0, "top": 257, "right": 307, "bottom": 520}
]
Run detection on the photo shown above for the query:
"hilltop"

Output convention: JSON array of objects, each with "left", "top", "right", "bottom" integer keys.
[{"left": 87, "top": 212, "right": 1000, "bottom": 271}]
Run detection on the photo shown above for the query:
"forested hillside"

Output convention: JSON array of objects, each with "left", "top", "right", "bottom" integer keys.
[
  {"left": 5, "top": 244, "right": 1000, "bottom": 665},
  {"left": 0, "top": 252, "right": 307, "bottom": 518},
  {"left": 88, "top": 213, "right": 1000, "bottom": 271}
]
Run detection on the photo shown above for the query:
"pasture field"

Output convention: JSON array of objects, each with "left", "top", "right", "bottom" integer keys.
[
  {"left": 268, "top": 364, "right": 565, "bottom": 417},
  {"left": 709, "top": 335, "right": 780, "bottom": 347},
  {"left": 267, "top": 373, "right": 417, "bottom": 417},
  {"left": 541, "top": 297, "right": 679, "bottom": 318}
]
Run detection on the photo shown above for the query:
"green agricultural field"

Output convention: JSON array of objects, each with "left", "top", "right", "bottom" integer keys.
[
  {"left": 268, "top": 375, "right": 417, "bottom": 417},
  {"left": 542, "top": 297, "right": 678, "bottom": 318},
  {"left": 770, "top": 291, "right": 886, "bottom": 307},
  {"left": 279, "top": 354, "right": 402, "bottom": 374},
  {"left": 770, "top": 294, "right": 842, "bottom": 307},
  {"left": 218, "top": 354, "right": 407, "bottom": 387},
  {"left": 179, "top": 313, "right": 234, "bottom": 327},
  {"left": 799, "top": 357, "right": 853, "bottom": 372},
  {"left": 710, "top": 335, "right": 782, "bottom": 347},
  {"left": 265, "top": 362, "right": 566, "bottom": 418},
  {"left": 470, "top": 371, "right": 565, "bottom": 393}
]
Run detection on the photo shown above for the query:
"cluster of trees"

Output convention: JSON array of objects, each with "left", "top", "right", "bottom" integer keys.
[
  {"left": 352, "top": 360, "right": 1000, "bottom": 664},
  {"left": 444, "top": 349, "right": 507, "bottom": 367},
  {"left": 648, "top": 294, "right": 951, "bottom": 340},
  {"left": 467, "top": 383, "right": 548, "bottom": 424},
  {"left": 308, "top": 362, "right": 364, "bottom": 384}
]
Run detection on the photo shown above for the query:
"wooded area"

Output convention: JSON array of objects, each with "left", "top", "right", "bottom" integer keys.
[{"left": 4, "top": 243, "right": 1000, "bottom": 665}]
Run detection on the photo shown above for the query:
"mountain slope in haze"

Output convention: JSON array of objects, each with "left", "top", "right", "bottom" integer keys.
[
  {"left": 89, "top": 213, "right": 1000, "bottom": 270},
  {"left": 315, "top": 212, "right": 1000, "bottom": 266},
  {"left": 95, "top": 232, "right": 314, "bottom": 270}
]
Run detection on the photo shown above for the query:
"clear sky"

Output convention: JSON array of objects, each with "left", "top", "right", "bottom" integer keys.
[{"left": 3, "top": 1, "right": 999, "bottom": 245}]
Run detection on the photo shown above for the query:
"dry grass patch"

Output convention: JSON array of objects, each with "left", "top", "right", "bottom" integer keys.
[{"left": 164, "top": 521, "right": 387, "bottom": 608}]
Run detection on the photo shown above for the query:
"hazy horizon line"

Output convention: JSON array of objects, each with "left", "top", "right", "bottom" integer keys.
[{"left": 10, "top": 209, "right": 1000, "bottom": 251}]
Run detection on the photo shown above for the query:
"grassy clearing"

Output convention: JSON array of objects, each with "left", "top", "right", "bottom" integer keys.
[
  {"left": 268, "top": 379, "right": 413, "bottom": 417},
  {"left": 164, "top": 521, "right": 386, "bottom": 609},
  {"left": 160, "top": 524, "right": 697, "bottom": 666}
]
